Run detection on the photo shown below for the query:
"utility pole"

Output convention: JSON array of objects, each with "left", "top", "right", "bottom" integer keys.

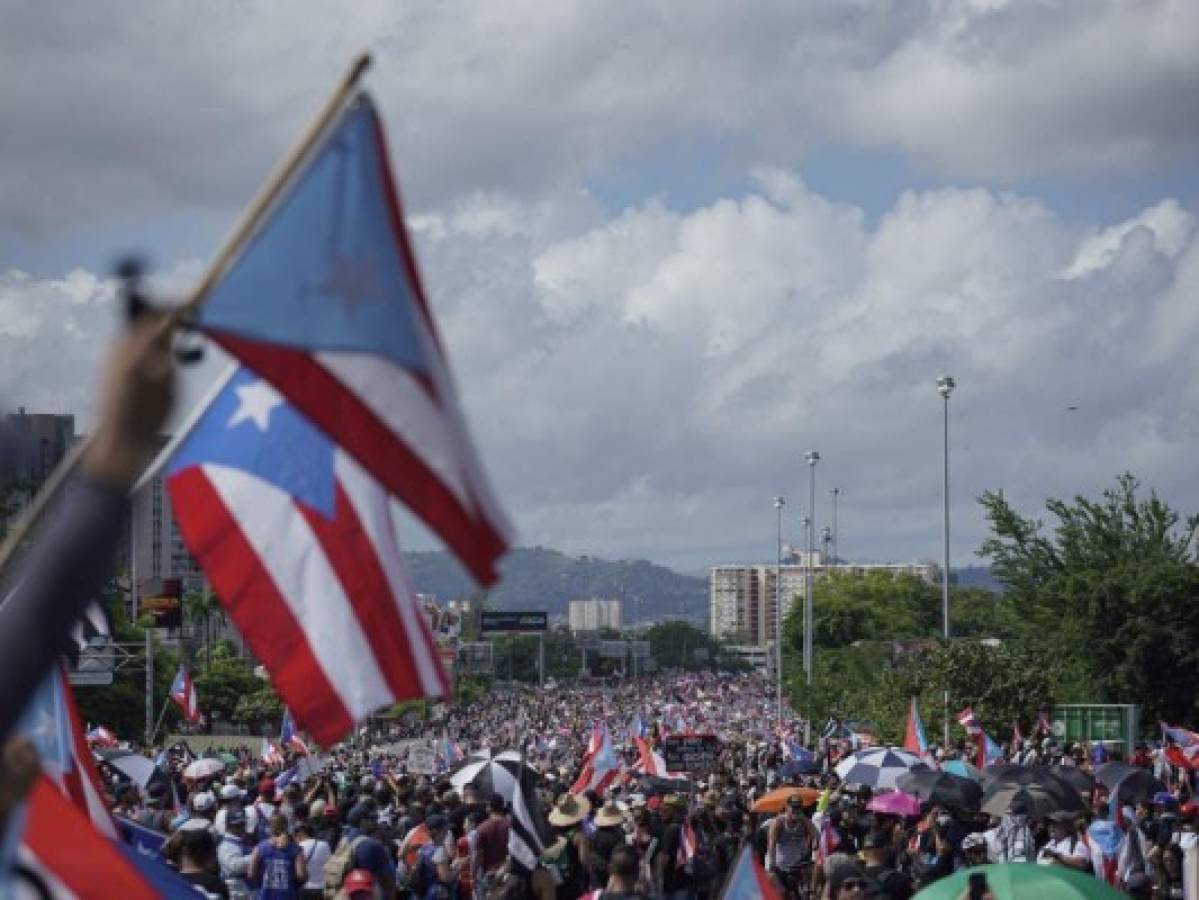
[{"left": 828, "top": 487, "right": 841, "bottom": 564}]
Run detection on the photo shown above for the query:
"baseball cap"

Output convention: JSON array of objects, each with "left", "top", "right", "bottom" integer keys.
[
  {"left": 192, "top": 792, "right": 215, "bottom": 812},
  {"left": 219, "top": 784, "right": 243, "bottom": 801},
  {"left": 343, "top": 869, "right": 375, "bottom": 896}
]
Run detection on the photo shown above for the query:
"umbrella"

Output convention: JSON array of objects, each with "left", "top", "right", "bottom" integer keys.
[
  {"left": 1046, "top": 765, "right": 1095, "bottom": 796},
  {"left": 636, "top": 776, "right": 692, "bottom": 797},
  {"left": 913, "top": 862, "right": 1125, "bottom": 899},
  {"left": 450, "top": 756, "right": 538, "bottom": 801},
  {"left": 866, "top": 791, "right": 921, "bottom": 817},
  {"left": 183, "top": 758, "right": 224, "bottom": 780},
  {"left": 835, "top": 747, "right": 932, "bottom": 790},
  {"left": 751, "top": 786, "right": 821, "bottom": 814},
  {"left": 1096, "top": 762, "right": 1166, "bottom": 804},
  {"left": 106, "top": 752, "right": 157, "bottom": 787},
  {"left": 981, "top": 782, "right": 1081, "bottom": 820},
  {"left": 778, "top": 758, "right": 821, "bottom": 778},
  {"left": 218, "top": 752, "right": 238, "bottom": 767},
  {"left": 895, "top": 771, "right": 983, "bottom": 809},
  {"left": 982, "top": 766, "right": 1085, "bottom": 809},
  {"left": 940, "top": 759, "right": 983, "bottom": 781}
]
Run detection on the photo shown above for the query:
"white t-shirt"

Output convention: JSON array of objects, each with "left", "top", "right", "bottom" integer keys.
[
  {"left": 1038, "top": 835, "right": 1091, "bottom": 866},
  {"left": 300, "top": 838, "right": 332, "bottom": 889}
]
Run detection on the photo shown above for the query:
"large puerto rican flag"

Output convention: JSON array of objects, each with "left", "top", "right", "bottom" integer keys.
[
  {"left": 167, "top": 367, "right": 451, "bottom": 745},
  {"left": 192, "top": 89, "right": 511, "bottom": 588},
  {"left": 1, "top": 668, "right": 199, "bottom": 897}
]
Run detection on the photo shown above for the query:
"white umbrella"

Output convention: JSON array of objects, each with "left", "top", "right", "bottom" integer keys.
[
  {"left": 107, "top": 752, "right": 157, "bottom": 787},
  {"left": 183, "top": 757, "right": 225, "bottom": 780},
  {"left": 835, "top": 747, "right": 932, "bottom": 790}
]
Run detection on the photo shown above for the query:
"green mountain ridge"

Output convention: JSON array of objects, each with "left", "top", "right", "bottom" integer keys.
[{"left": 405, "top": 547, "right": 708, "bottom": 624}]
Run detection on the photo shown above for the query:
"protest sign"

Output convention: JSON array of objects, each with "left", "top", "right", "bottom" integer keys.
[{"left": 661, "top": 734, "right": 721, "bottom": 774}]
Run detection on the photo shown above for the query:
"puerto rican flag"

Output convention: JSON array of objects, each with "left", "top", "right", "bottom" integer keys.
[
  {"left": 279, "top": 710, "right": 309, "bottom": 755},
  {"left": 1161, "top": 722, "right": 1199, "bottom": 770},
  {"left": 168, "top": 665, "right": 201, "bottom": 724},
  {"left": 723, "top": 843, "right": 780, "bottom": 900},
  {"left": 84, "top": 725, "right": 118, "bottom": 748},
  {"left": 167, "top": 367, "right": 451, "bottom": 745},
  {"left": 260, "top": 739, "right": 285, "bottom": 768},
  {"left": 1, "top": 668, "right": 199, "bottom": 897},
  {"left": 192, "top": 91, "right": 511, "bottom": 588},
  {"left": 570, "top": 724, "right": 619, "bottom": 795},
  {"left": 903, "top": 697, "right": 929, "bottom": 758}
]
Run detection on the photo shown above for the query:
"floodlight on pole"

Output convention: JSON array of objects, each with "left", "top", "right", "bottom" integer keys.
[
  {"left": 774, "top": 495, "right": 785, "bottom": 727},
  {"left": 936, "top": 374, "right": 955, "bottom": 750}
]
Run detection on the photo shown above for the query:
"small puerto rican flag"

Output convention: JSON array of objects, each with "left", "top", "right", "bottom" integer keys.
[
  {"left": 260, "top": 738, "right": 284, "bottom": 767},
  {"left": 169, "top": 665, "right": 201, "bottom": 723},
  {"left": 279, "top": 710, "right": 309, "bottom": 755}
]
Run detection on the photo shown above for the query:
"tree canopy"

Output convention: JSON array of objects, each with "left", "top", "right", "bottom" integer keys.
[{"left": 978, "top": 473, "right": 1199, "bottom": 724}]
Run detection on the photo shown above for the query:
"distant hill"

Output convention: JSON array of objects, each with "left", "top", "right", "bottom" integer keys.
[
  {"left": 953, "top": 565, "right": 1005, "bottom": 593},
  {"left": 405, "top": 547, "right": 708, "bottom": 625}
]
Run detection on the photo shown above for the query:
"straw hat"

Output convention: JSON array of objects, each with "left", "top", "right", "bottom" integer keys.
[
  {"left": 548, "top": 794, "right": 591, "bottom": 827},
  {"left": 594, "top": 801, "right": 627, "bottom": 828}
]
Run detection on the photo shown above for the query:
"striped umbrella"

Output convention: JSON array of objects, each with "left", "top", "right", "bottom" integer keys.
[
  {"left": 834, "top": 747, "right": 932, "bottom": 790},
  {"left": 450, "top": 754, "right": 537, "bottom": 800}
]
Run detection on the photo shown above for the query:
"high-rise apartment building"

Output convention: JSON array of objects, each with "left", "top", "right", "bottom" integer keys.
[
  {"left": 568, "top": 597, "right": 623, "bottom": 633},
  {"left": 709, "top": 556, "right": 939, "bottom": 647}
]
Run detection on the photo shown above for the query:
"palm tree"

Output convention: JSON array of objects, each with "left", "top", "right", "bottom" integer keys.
[{"left": 183, "top": 588, "right": 223, "bottom": 676}]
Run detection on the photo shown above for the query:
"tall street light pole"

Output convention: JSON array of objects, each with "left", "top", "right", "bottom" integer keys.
[
  {"left": 937, "top": 375, "right": 955, "bottom": 749},
  {"left": 804, "top": 450, "right": 820, "bottom": 746},
  {"left": 828, "top": 487, "right": 841, "bottom": 563},
  {"left": 774, "top": 496, "right": 785, "bottom": 728}
]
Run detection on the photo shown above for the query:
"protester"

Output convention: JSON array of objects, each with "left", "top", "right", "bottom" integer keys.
[{"left": 249, "top": 813, "right": 307, "bottom": 899}]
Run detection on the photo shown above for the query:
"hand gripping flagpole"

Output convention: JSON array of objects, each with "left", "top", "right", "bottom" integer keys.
[{"left": 0, "top": 52, "right": 373, "bottom": 580}]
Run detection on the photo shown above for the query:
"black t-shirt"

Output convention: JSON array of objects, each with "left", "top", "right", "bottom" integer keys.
[
  {"left": 660, "top": 824, "right": 692, "bottom": 893},
  {"left": 863, "top": 864, "right": 913, "bottom": 900},
  {"left": 181, "top": 870, "right": 231, "bottom": 899}
]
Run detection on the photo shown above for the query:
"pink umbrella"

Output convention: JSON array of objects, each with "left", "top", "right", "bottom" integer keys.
[{"left": 866, "top": 791, "right": 922, "bottom": 817}]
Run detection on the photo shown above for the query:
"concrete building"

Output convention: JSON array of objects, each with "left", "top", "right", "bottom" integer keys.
[
  {"left": 0, "top": 410, "right": 76, "bottom": 523},
  {"left": 708, "top": 556, "right": 940, "bottom": 648},
  {"left": 568, "top": 597, "right": 623, "bottom": 633}
]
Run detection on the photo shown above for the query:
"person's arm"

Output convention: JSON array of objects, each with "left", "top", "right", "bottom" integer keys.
[
  {"left": 293, "top": 845, "right": 307, "bottom": 884},
  {"left": 0, "top": 317, "right": 172, "bottom": 744},
  {"left": 247, "top": 846, "right": 261, "bottom": 885},
  {"left": 765, "top": 819, "right": 778, "bottom": 870}
]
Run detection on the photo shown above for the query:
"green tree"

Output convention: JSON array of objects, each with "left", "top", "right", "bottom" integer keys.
[
  {"left": 184, "top": 589, "right": 224, "bottom": 676},
  {"left": 644, "top": 621, "right": 721, "bottom": 671},
  {"left": 195, "top": 641, "right": 261, "bottom": 729},
  {"left": 979, "top": 473, "right": 1199, "bottom": 723}
]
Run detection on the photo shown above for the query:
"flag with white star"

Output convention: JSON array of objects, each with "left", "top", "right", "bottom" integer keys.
[
  {"left": 193, "top": 90, "right": 511, "bottom": 587},
  {"left": 166, "top": 367, "right": 449, "bottom": 745}
]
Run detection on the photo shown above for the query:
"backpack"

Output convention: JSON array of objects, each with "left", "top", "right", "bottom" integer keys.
[{"left": 323, "top": 836, "right": 366, "bottom": 899}]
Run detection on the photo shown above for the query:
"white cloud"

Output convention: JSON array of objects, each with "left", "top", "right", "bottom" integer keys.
[
  {"left": 4, "top": 177, "right": 1198, "bottom": 569},
  {"left": 0, "top": 2, "right": 1195, "bottom": 233}
]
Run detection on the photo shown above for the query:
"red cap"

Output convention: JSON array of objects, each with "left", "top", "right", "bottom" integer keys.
[
  {"left": 258, "top": 778, "right": 275, "bottom": 795},
  {"left": 647, "top": 796, "right": 662, "bottom": 812},
  {"left": 344, "top": 869, "right": 375, "bottom": 893},
  {"left": 323, "top": 804, "right": 340, "bottom": 818}
]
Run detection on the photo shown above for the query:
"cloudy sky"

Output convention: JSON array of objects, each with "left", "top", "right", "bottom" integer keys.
[{"left": 2, "top": 1, "right": 1198, "bottom": 574}]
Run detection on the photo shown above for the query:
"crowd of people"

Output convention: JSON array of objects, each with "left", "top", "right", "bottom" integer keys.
[{"left": 100, "top": 673, "right": 1198, "bottom": 900}]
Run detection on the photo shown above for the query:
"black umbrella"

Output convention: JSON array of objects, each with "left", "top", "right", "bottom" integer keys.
[
  {"left": 779, "top": 758, "right": 821, "bottom": 778},
  {"left": 981, "top": 765, "right": 1084, "bottom": 808},
  {"left": 636, "top": 775, "right": 692, "bottom": 796},
  {"left": 1045, "top": 764, "right": 1095, "bottom": 796},
  {"left": 981, "top": 782, "right": 1078, "bottom": 820},
  {"left": 895, "top": 770, "right": 983, "bottom": 809},
  {"left": 1096, "top": 763, "right": 1166, "bottom": 804}
]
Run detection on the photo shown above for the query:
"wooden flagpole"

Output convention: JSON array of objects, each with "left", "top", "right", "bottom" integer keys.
[{"left": 0, "top": 52, "right": 372, "bottom": 577}]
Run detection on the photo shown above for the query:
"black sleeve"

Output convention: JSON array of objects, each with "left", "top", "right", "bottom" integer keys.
[{"left": 0, "top": 476, "right": 129, "bottom": 741}]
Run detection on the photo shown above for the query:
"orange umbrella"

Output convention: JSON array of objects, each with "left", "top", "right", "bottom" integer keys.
[{"left": 751, "top": 786, "right": 821, "bottom": 814}]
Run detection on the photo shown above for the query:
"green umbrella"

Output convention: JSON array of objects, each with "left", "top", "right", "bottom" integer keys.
[
  {"left": 219, "top": 752, "right": 238, "bottom": 767},
  {"left": 914, "top": 863, "right": 1126, "bottom": 899}
]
